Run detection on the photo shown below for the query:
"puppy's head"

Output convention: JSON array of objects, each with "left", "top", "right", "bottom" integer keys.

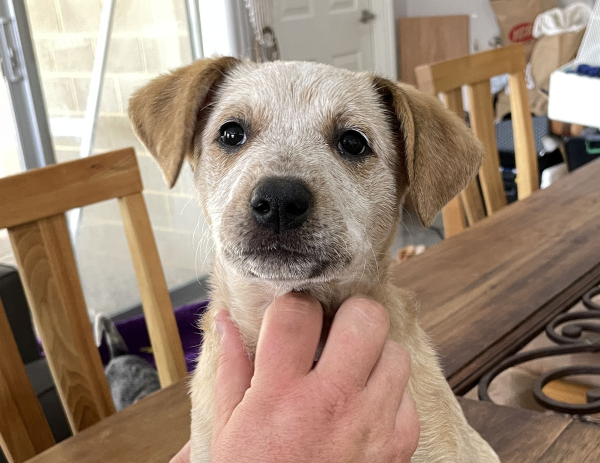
[{"left": 129, "top": 58, "right": 482, "bottom": 286}]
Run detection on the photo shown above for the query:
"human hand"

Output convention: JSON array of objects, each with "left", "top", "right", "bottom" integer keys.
[
  {"left": 208, "top": 292, "right": 420, "bottom": 462},
  {"left": 169, "top": 441, "right": 190, "bottom": 463}
]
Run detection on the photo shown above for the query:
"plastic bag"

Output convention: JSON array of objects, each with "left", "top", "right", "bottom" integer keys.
[{"left": 491, "top": 0, "right": 558, "bottom": 60}]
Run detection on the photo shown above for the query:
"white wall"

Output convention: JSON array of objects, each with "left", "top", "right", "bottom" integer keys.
[{"left": 393, "top": 0, "right": 596, "bottom": 53}]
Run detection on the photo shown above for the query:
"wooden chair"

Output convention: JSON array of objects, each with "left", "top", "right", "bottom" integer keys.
[
  {"left": 0, "top": 148, "right": 187, "bottom": 462},
  {"left": 415, "top": 44, "right": 539, "bottom": 237}
]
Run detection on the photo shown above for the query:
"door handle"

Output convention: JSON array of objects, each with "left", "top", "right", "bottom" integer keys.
[
  {"left": 0, "top": 16, "right": 22, "bottom": 83},
  {"left": 360, "top": 9, "right": 376, "bottom": 24}
]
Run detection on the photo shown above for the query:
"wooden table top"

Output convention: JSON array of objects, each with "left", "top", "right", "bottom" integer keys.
[
  {"left": 29, "top": 159, "right": 600, "bottom": 461},
  {"left": 392, "top": 158, "right": 600, "bottom": 393},
  {"left": 30, "top": 379, "right": 600, "bottom": 463}
]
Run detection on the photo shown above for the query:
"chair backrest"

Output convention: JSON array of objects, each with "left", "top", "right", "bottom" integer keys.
[
  {"left": 415, "top": 44, "right": 539, "bottom": 237},
  {"left": 0, "top": 148, "right": 187, "bottom": 462}
]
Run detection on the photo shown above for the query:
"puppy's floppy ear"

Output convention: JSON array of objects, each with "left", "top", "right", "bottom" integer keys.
[
  {"left": 373, "top": 77, "right": 483, "bottom": 226},
  {"left": 128, "top": 57, "right": 240, "bottom": 187}
]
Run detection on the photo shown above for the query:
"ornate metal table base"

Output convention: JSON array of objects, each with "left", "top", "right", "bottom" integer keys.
[{"left": 479, "top": 286, "right": 600, "bottom": 416}]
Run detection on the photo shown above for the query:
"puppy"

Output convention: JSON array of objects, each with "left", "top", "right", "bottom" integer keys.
[{"left": 129, "top": 57, "right": 500, "bottom": 462}]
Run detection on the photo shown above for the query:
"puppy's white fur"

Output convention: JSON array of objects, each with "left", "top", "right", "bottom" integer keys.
[{"left": 129, "top": 58, "right": 500, "bottom": 462}]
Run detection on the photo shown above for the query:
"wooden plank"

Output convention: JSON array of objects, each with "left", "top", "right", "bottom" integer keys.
[
  {"left": 119, "top": 193, "right": 187, "bottom": 387},
  {"left": 459, "top": 398, "right": 572, "bottom": 463},
  {"left": 0, "top": 148, "right": 142, "bottom": 230},
  {"left": 466, "top": 80, "right": 507, "bottom": 214},
  {"left": 27, "top": 379, "right": 191, "bottom": 463},
  {"left": 440, "top": 89, "right": 486, "bottom": 225},
  {"left": 398, "top": 15, "right": 469, "bottom": 85},
  {"left": 440, "top": 88, "right": 465, "bottom": 116},
  {"left": 0, "top": 298, "right": 55, "bottom": 462},
  {"left": 543, "top": 379, "right": 593, "bottom": 405},
  {"left": 8, "top": 215, "right": 115, "bottom": 432},
  {"left": 535, "top": 421, "right": 600, "bottom": 462},
  {"left": 26, "top": 379, "right": 600, "bottom": 463},
  {"left": 449, "top": 261, "right": 600, "bottom": 393},
  {"left": 415, "top": 44, "right": 526, "bottom": 95},
  {"left": 390, "top": 158, "right": 600, "bottom": 389},
  {"left": 441, "top": 196, "right": 467, "bottom": 238},
  {"left": 509, "top": 70, "right": 539, "bottom": 199}
]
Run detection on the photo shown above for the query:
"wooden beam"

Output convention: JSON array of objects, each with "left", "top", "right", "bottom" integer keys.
[
  {"left": 119, "top": 193, "right": 187, "bottom": 386},
  {"left": 466, "top": 80, "right": 507, "bottom": 215},
  {"left": 0, "top": 148, "right": 142, "bottom": 229},
  {"left": 8, "top": 215, "right": 115, "bottom": 432},
  {"left": 0, "top": 298, "right": 55, "bottom": 462},
  {"left": 440, "top": 89, "right": 487, "bottom": 225},
  {"left": 441, "top": 195, "right": 467, "bottom": 238},
  {"left": 508, "top": 70, "right": 539, "bottom": 199},
  {"left": 415, "top": 44, "right": 527, "bottom": 95}
]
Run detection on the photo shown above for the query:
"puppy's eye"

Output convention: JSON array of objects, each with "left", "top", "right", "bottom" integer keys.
[
  {"left": 219, "top": 122, "right": 246, "bottom": 147},
  {"left": 338, "top": 130, "right": 369, "bottom": 157}
]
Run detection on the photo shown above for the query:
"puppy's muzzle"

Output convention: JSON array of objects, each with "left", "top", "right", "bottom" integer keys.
[{"left": 250, "top": 177, "right": 312, "bottom": 234}]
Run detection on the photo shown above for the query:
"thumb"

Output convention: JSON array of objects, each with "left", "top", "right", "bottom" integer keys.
[
  {"left": 169, "top": 441, "right": 191, "bottom": 463},
  {"left": 212, "top": 310, "right": 253, "bottom": 438}
]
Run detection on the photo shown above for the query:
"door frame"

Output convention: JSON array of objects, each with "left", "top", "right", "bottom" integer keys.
[
  {"left": 370, "top": 0, "right": 398, "bottom": 80},
  {"left": 0, "top": 0, "right": 56, "bottom": 170}
]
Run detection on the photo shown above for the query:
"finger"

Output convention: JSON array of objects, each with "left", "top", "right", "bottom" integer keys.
[
  {"left": 169, "top": 441, "right": 191, "bottom": 463},
  {"left": 314, "top": 297, "right": 389, "bottom": 391},
  {"left": 395, "top": 393, "right": 420, "bottom": 461},
  {"left": 366, "top": 340, "right": 411, "bottom": 417},
  {"left": 213, "top": 310, "right": 253, "bottom": 437},
  {"left": 254, "top": 292, "right": 323, "bottom": 385}
]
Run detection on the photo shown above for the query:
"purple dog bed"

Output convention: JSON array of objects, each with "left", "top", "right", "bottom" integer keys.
[{"left": 96, "top": 300, "right": 210, "bottom": 372}]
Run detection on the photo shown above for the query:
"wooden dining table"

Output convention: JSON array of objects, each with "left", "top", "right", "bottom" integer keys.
[{"left": 29, "top": 159, "right": 600, "bottom": 462}]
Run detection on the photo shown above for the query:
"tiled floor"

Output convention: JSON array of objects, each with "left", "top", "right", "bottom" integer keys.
[
  {"left": 390, "top": 209, "right": 444, "bottom": 256},
  {"left": 0, "top": 210, "right": 443, "bottom": 317}
]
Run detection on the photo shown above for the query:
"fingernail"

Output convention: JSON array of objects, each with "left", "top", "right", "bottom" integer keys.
[{"left": 215, "top": 310, "right": 227, "bottom": 339}]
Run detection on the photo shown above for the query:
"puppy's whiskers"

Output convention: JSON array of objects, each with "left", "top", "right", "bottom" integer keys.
[
  {"left": 400, "top": 206, "right": 415, "bottom": 245},
  {"left": 368, "top": 241, "right": 385, "bottom": 295}
]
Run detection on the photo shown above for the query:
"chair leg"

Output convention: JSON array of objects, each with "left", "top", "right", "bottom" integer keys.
[
  {"left": 442, "top": 195, "right": 467, "bottom": 238},
  {"left": 0, "top": 298, "right": 55, "bottom": 463}
]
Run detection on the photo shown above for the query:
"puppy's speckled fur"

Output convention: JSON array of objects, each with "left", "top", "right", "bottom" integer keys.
[{"left": 129, "top": 57, "right": 500, "bottom": 462}]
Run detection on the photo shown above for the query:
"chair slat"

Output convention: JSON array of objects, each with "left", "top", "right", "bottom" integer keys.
[
  {"left": 0, "top": 148, "right": 142, "bottom": 230},
  {"left": 466, "top": 80, "right": 507, "bottom": 214},
  {"left": 441, "top": 89, "right": 487, "bottom": 226},
  {"left": 0, "top": 298, "right": 55, "bottom": 463},
  {"left": 8, "top": 214, "right": 115, "bottom": 433},
  {"left": 415, "top": 44, "right": 526, "bottom": 95},
  {"left": 508, "top": 70, "right": 539, "bottom": 199},
  {"left": 441, "top": 196, "right": 467, "bottom": 238},
  {"left": 119, "top": 193, "right": 187, "bottom": 386},
  {"left": 417, "top": 45, "right": 536, "bottom": 237}
]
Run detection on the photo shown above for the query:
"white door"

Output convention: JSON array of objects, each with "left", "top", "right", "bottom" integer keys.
[{"left": 272, "top": 0, "right": 396, "bottom": 78}]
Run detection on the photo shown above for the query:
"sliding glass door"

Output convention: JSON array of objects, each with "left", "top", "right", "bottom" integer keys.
[{"left": 1, "top": 0, "right": 212, "bottom": 316}]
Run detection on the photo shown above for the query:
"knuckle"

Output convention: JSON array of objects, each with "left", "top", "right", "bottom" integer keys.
[
  {"left": 344, "top": 297, "right": 389, "bottom": 328},
  {"left": 312, "top": 372, "right": 358, "bottom": 417}
]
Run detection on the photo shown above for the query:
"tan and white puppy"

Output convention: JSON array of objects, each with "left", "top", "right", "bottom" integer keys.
[{"left": 129, "top": 57, "right": 500, "bottom": 462}]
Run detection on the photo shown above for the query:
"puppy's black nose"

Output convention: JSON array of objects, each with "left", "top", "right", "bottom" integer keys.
[{"left": 250, "top": 177, "right": 312, "bottom": 234}]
